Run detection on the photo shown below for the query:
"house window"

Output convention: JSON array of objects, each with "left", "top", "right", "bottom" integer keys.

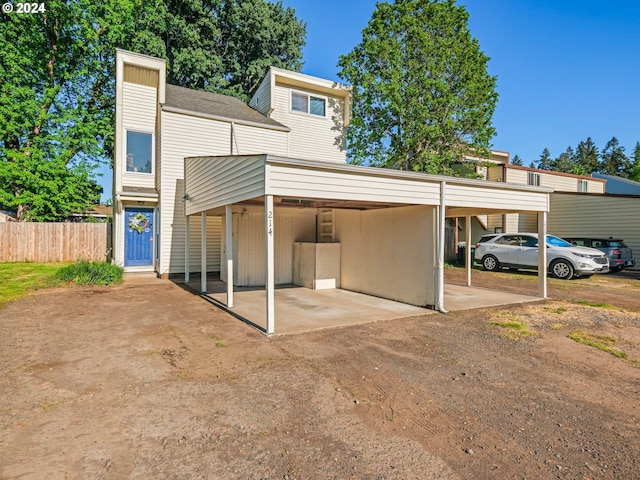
[
  {"left": 578, "top": 179, "right": 588, "bottom": 192},
  {"left": 528, "top": 172, "right": 541, "bottom": 186},
  {"left": 291, "top": 91, "right": 326, "bottom": 116},
  {"left": 126, "top": 130, "right": 153, "bottom": 174}
]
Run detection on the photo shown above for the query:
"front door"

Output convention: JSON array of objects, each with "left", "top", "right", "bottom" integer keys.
[{"left": 124, "top": 208, "right": 154, "bottom": 267}]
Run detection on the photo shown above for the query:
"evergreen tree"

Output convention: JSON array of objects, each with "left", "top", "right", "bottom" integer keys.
[
  {"left": 338, "top": 0, "right": 498, "bottom": 175},
  {"left": 599, "top": 137, "right": 631, "bottom": 177},
  {"left": 629, "top": 141, "right": 640, "bottom": 181},
  {"left": 574, "top": 137, "right": 599, "bottom": 174},
  {"left": 536, "top": 148, "right": 553, "bottom": 170},
  {"left": 511, "top": 154, "right": 523, "bottom": 166},
  {"left": 552, "top": 146, "right": 575, "bottom": 173}
]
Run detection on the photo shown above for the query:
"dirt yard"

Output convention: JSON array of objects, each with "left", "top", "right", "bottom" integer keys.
[{"left": 1, "top": 268, "right": 639, "bottom": 479}]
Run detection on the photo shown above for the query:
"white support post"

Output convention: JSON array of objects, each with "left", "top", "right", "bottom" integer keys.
[
  {"left": 436, "top": 181, "right": 447, "bottom": 313},
  {"left": 265, "top": 195, "right": 275, "bottom": 334},
  {"left": 466, "top": 215, "right": 472, "bottom": 287},
  {"left": 225, "top": 205, "right": 234, "bottom": 308},
  {"left": 185, "top": 215, "right": 190, "bottom": 283},
  {"left": 538, "top": 210, "right": 548, "bottom": 298},
  {"left": 201, "top": 212, "right": 207, "bottom": 293}
]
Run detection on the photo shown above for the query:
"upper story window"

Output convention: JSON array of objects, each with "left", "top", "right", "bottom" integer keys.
[
  {"left": 528, "top": 171, "right": 541, "bottom": 186},
  {"left": 578, "top": 179, "right": 588, "bottom": 192},
  {"left": 126, "top": 130, "right": 153, "bottom": 174},
  {"left": 291, "top": 91, "right": 326, "bottom": 117}
]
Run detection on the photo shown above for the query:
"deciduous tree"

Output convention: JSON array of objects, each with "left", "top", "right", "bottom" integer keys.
[{"left": 338, "top": 0, "right": 498, "bottom": 175}]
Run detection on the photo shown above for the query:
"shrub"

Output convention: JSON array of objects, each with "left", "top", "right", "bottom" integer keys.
[{"left": 56, "top": 260, "right": 124, "bottom": 285}]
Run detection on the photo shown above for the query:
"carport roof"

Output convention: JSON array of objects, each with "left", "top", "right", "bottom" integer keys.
[{"left": 183, "top": 154, "right": 553, "bottom": 217}]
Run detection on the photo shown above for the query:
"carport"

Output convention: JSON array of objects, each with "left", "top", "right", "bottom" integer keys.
[{"left": 183, "top": 155, "right": 551, "bottom": 334}]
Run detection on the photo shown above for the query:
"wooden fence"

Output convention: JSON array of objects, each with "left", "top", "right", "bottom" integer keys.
[{"left": 0, "top": 223, "right": 110, "bottom": 262}]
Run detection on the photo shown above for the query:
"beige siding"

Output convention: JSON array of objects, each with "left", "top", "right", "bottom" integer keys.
[
  {"left": 184, "top": 155, "right": 266, "bottom": 215},
  {"left": 267, "top": 164, "right": 441, "bottom": 204},
  {"left": 505, "top": 168, "right": 529, "bottom": 185},
  {"left": 487, "top": 166, "right": 505, "bottom": 182},
  {"left": 249, "top": 74, "right": 272, "bottom": 115},
  {"left": 121, "top": 82, "right": 157, "bottom": 188},
  {"left": 270, "top": 83, "right": 346, "bottom": 163},
  {"left": 160, "top": 111, "right": 231, "bottom": 274},
  {"left": 186, "top": 215, "right": 222, "bottom": 272},
  {"left": 229, "top": 208, "right": 317, "bottom": 286},
  {"left": 505, "top": 167, "right": 605, "bottom": 193},
  {"left": 233, "top": 124, "right": 287, "bottom": 156},
  {"left": 549, "top": 193, "right": 640, "bottom": 255},
  {"left": 335, "top": 205, "right": 436, "bottom": 307}
]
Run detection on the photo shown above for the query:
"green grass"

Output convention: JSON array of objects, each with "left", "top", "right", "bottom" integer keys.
[
  {"left": 0, "top": 262, "right": 68, "bottom": 307},
  {"left": 489, "top": 319, "right": 534, "bottom": 339},
  {"left": 567, "top": 330, "right": 628, "bottom": 358},
  {"left": 56, "top": 260, "right": 124, "bottom": 286},
  {"left": 575, "top": 300, "right": 617, "bottom": 310}
]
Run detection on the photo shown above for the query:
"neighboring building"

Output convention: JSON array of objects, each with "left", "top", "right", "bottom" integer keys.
[
  {"left": 591, "top": 173, "right": 640, "bottom": 195},
  {"left": 68, "top": 204, "right": 111, "bottom": 223}
]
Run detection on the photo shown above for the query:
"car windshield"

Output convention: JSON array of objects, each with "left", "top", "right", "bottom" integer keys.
[{"left": 546, "top": 235, "right": 572, "bottom": 247}]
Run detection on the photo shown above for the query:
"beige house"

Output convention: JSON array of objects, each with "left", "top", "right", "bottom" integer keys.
[{"left": 114, "top": 49, "right": 554, "bottom": 334}]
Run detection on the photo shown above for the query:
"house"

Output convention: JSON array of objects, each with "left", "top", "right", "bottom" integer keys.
[{"left": 114, "top": 49, "right": 553, "bottom": 334}]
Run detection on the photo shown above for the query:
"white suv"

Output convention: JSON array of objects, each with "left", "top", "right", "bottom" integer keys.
[{"left": 474, "top": 233, "right": 609, "bottom": 279}]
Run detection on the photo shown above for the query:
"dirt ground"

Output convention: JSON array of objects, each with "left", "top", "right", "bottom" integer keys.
[{"left": 1, "top": 268, "right": 639, "bottom": 480}]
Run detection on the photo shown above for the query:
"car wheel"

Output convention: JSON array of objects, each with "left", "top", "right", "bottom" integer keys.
[
  {"left": 482, "top": 255, "right": 500, "bottom": 272},
  {"left": 609, "top": 266, "right": 622, "bottom": 273},
  {"left": 550, "top": 259, "right": 574, "bottom": 280}
]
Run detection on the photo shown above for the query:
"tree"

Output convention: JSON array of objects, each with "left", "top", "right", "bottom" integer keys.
[
  {"left": 0, "top": 0, "right": 306, "bottom": 220},
  {"left": 574, "top": 137, "right": 599, "bottom": 174},
  {"left": 338, "top": 0, "right": 498, "bottom": 175},
  {"left": 552, "top": 146, "right": 575, "bottom": 173},
  {"left": 511, "top": 154, "right": 523, "bottom": 166},
  {"left": 0, "top": 0, "right": 135, "bottom": 220},
  {"left": 536, "top": 148, "right": 553, "bottom": 170},
  {"left": 629, "top": 142, "right": 640, "bottom": 182},
  {"left": 599, "top": 137, "right": 631, "bottom": 177},
  {"left": 128, "top": 0, "right": 306, "bottom": 101}
]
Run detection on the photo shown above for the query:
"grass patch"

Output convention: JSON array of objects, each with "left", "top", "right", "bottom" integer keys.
[
  {"left": 545, "top": 306, "right": 567, "bottom": 314},
  {"left": 575, "top": 300, "right": 617, "bottom": 310},
  {"left": 0, "top": 262, "right": 69, "bottom": 307},
  {"left": 215, "top": 341, "right": 227, "bottom": 348},
  {"left": 56, "top": 260, "right": 123, "bottom": 285},
  {"left": 567, "top": 330, "right": 627, "bottom": 358},
  {"left": 490, "top": 319, "right": 534, "bottom": 339}
]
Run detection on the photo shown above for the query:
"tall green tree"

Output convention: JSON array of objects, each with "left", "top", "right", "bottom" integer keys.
[
  {"left": 129, "top": 0, "right": 306, "bottom": 101},
  {"left": 536, "top": 148, "right": 553, "bottom": 170},
  {"left": 552, "top": 146, "right": 575, "bottom": 173},
  {"left": 0, "top": 0, "right": 137, "bottom": 220},
  {"left": 338, "top": 0, "right": 498, "bottom": 175},
  {"left": 599, "top": 137, "right": 631, "bottom": 177},
  {"left": 573, "top": 137, "right": 599, "bottom": 174},
  {"left": 511, "top": 154, "right": 523, "bottom": 166},
  {"left": 630, "top": 142, "right": 640, "bottom": 182},
  {"left": 1, "top": 0, "right": 306, "bottom": 220}
]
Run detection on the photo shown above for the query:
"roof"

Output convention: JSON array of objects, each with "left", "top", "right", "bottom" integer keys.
[
  {"left": 163, "top": 84, "right": 289, "bottom": 131},
  {"left": 591, "top": 173, "right": 640, "bottom": 194}
]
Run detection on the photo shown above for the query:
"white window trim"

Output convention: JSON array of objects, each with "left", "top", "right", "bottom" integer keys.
[
  {"left": 124, "top": 129, "right": 155, "bottom": 175},
  {"left": 290, "top": 89, "right": 328, "bottom": 118},
  {"left": 578, "top": 179, "right": 588, "bottom": 192},
  {"left": 528, "top": 171, "right": 541, "bottom": 187}
]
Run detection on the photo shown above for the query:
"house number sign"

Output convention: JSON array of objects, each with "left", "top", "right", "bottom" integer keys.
[{"left": 267, "top": 210, "right": 273, "bottom": 236}]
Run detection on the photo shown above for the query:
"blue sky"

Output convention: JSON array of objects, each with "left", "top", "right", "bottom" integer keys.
[{"left": 99, "top": 0, "right": 640, "bottom": 200}]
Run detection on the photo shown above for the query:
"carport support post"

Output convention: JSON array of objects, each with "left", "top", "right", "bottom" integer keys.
[
  {"left": 538, "top": 211, "right": 548, "bottom": 298},
  {"left": 225, "top": 205, "right": 234, "bottom": 308},
  {"left": 465, "top": 215, "right": 472, "bottom": 286},
  {"left": 265, "top": 195, "right": 275, "bottom": 334},
  {"left": 201, "top": 212, "right": 207, "bottom": 293},
  {"left": 436, "top": 181, "right": 446, "bottom": 312},
  {"left": 185, "top": 215, "right": 190, "bottom": 283}
]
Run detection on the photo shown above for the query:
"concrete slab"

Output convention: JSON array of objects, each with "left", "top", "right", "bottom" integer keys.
[{"left": 183, "top": 278, "right": 541, "bottom": 335}]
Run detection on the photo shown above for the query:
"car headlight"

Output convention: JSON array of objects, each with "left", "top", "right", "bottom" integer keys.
[{"left": 571, "top": 252, "right": 591, "bottom": 258}]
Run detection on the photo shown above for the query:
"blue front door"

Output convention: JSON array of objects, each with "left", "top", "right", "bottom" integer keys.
[{"left": 125, "top": 208, "right": 154, "bottom": 267}]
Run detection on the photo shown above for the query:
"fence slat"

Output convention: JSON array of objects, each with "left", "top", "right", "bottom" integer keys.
[{"left": 0, "top": 223, "right": 109, "bottom": 262}]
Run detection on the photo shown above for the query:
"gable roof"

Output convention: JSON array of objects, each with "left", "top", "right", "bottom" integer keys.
[
  {"left": 592, "top": 172, "right": 640, "bottom": 194},
  {"left": 163, "top": 84, "right": 289, "bottom": 132}
]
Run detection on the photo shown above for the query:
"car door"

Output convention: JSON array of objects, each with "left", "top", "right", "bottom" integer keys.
[
  {"left": 491, "top": 234, "right": 522, "bottom": 266},
  {"left": 514, "top": 234, "right": 540, "bottom": 267}
]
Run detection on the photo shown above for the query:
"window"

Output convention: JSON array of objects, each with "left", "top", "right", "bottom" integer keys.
[
  {"left": 291, "top": 91, "right": 326, "bottom": 117},
  {"left": 126, "top": 131, "right": 153, "bottom": 173},
  {"left": 528, "top": 172, "right": 541, "bottom": 186},
  {"left": 578, "top": 179, "right": 588, "bottom": 192}
]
